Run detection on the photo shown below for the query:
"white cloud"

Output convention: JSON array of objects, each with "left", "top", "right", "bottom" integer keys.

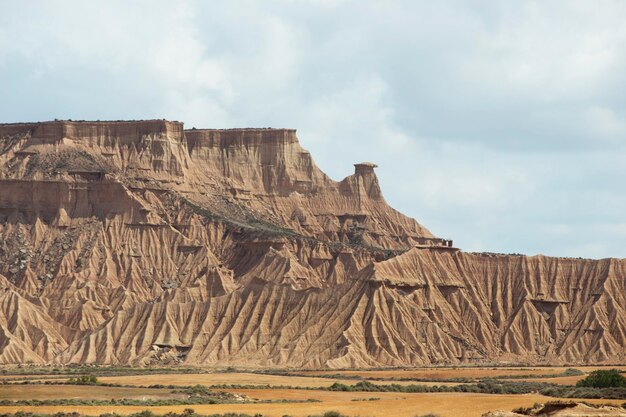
[
  {"left": 461, "top": 2, "right": 625, "bottom": 100},
  {"left": 1, "top": 0, "right": 625, "bottom": 258},
  {"left": 585, "top": 105, "right": 626, "bottom": 137}
]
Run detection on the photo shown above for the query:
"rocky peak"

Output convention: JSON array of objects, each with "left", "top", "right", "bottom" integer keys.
[
  {"left": 354, "top": 161, "right": 378, "bottom": 175},
  {"left": 353, "top": 161, "right": 381, "bottom": 200}
]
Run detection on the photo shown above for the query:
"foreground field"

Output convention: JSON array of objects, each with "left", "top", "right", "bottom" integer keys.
[
  {"left": 0, "top": 392, "right": 622, "bottom": 417},
  {"left": 1, "top": 367, "right": 625, "bottom": 417}
]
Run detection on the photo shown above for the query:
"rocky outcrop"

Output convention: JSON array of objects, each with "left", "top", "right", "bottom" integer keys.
[
  {"left": 0, "top": 119, "right": 623, "bottom": 367},
  {"left": 482, "top": 402, "right": 626, "bottom": 417}
]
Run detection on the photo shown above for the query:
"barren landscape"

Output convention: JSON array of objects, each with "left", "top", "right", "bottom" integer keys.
[
  {"left": 0, "top": 366, "right": 625, "bottom": 416},
  {"left": 0, "top": 119, "right": 625, "bottom": 416},
  {"left": 0, "top": 119, "right": 624, "bottom": 368}
]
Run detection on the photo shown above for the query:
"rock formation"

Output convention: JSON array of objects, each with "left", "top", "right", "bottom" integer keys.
[
  {"left": 482, "top": 402, "right": 626, "bottom": 417},
  {"left": 0, "top": 119, "right": 623, "bottom": 367}
]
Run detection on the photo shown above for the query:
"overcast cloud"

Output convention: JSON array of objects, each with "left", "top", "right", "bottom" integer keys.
[{"left": 1, "top": 0, "right": 625, "bottom": 258}]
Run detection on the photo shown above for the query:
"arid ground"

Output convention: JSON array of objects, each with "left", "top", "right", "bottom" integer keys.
[{"left": 1, "top": 366, "right": 625, "bottom": 417}]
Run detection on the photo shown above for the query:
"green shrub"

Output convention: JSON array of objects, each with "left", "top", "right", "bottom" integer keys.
[
  {"left": 577, "top": 370, "right": 626, "bottom": 388},
  {"left": 563, "top": 368, "right": 584, "bottom": 377},
  {"left": 67, "top": 374, "right": 98, "bottom": 385},
  {"left": 129, "top": 412, "right": 156, "bottom": 417},
  {"left": 328, "top": 383, "right": 350, "bottom": 391},
  {"left": 322, "top": 412, "right": 346, "bottom": 417}
]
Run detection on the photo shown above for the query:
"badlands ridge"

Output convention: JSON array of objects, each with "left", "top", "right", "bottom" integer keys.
[{"left": 0, "top": 119, "right": 623, "bottom": 367}]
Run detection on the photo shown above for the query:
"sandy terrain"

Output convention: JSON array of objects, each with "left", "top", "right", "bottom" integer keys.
[
  {"left": 2, "top": 369, "right": 625, "bottom": 417},
  {"left": 98, "top": 372, "right": 463, "bottom": 388},
  {"left": 98, "top": 372, "right": 360, "bottom": 388},
  {"left": 0, "top": 384, "right": 182, "bottom": 401},
  {"left": 0, "top": 392, "right": 622, "bottom": 417}
]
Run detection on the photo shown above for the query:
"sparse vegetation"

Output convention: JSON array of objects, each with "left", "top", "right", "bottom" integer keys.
[
  {"left": 67, "top": 374, "right": 98, "bottom": 385},
  {"left": 1, "top": 368, "right": 626, "bottom": 417},
  {"left": 350, "top": 397, "right": 380, "bottom": 401},
  {"left": 325, "top": 379, "right": 626, "bottom": 399},
  {"left": 577, "top": 370, "right": 626, "bottom": 388},
  {"left": 0, "top": 365, "right": 207, "bottom": 377},
  {"left": 0, "top": 397, "right": 318, "bottom": 407},
  {"left": 6, "top": 373, "right": 626, "bottom": 399},
  {"left": 309, "top": 412, "right": 347, "bottom": 417},
  {"left": 255, "top": 367, "right": 586, "bottom": 383},
  {"left": 492, "top": 367, "right": 584, "bottom": 380}
]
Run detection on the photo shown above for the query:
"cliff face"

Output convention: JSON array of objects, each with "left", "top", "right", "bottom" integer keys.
[{"left": 0, "top": 120, "right": 623, "bottom": 367}]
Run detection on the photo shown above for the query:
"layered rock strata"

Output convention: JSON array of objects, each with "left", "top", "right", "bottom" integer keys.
[{"left": 0, "top": 120, "right": 623, "bottom": 367}]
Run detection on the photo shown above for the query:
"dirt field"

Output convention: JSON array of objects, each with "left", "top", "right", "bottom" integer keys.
[
  {"left": 97, "top": 372, "right": 460, "bottom": 388},
  {"left": 98, "top": 372, "right": 360, "bottom": 387},
  {"left": 299, "top": 366, "right": 626, "bottom": 381},
  {"left": 501, "top": 375, "right": 586, "bottom": 386},
  {"left": 1, "top": 368, "right": 625, "bottom": 417},
  {"left": 0, "top": 384, "right": 183, "bottom": 401},
  {"left": 0, "top": 392, "right": 622, "bottom": 417}
]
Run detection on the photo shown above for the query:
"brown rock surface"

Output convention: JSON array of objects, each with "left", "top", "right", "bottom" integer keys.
[
  {"left": 482, "top": 402, "right": 626, "bottom": 416},
  {"left": 0, "top": 119, "right": 624, "bottom": 366}
]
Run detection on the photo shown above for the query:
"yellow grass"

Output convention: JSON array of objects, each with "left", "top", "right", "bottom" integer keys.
[
  {"left": 99, "top": 372, "right": 361, "bottom": 388},
  {"left": 300, "top": 366, "right": 626, "bottom": 381},
  {"left": 0, "top": 372, "right": 74, "bottom": 386},
  {"left": 0, "top": 392, "right": 622, "bottom": 417},
  {"left": 0, "top": 384, "right": 181, "bottom": 401},
  {"left": 98, "top": 372, "right": 462, "bottom": 388},
  {"left": 300, "top": 368, "right": 558, "bottom": 379},
  {"left": 502, "top": 375, "right": 585, "bottom": 386},
  {"left": 2, "top": 368, "right": 626, "bottom": 417}
]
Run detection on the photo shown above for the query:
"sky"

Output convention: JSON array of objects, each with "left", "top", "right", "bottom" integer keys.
[{"left": 1, "top": 0, "right": 625, "bottom": 258}]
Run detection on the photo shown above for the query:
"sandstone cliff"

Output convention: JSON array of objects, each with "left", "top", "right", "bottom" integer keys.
[{"left": 0, "top": 120, "right": 623, "bottom": 367}]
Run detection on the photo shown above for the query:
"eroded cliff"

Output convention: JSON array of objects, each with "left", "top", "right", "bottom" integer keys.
[{"left": 0, "top": 120, "right": 623, "bottom": 367}]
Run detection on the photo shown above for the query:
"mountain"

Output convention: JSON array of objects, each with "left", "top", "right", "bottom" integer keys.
[{"left": 0, "top": 119, "right": 623, "bottom": 367}]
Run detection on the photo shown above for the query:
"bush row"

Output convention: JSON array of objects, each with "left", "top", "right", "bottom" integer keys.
[{"left": 326, "top": 380, "right": 626, "bottom": 399}]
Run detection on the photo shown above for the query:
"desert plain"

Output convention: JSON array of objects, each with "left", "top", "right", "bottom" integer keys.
[{"left": 1, "top": 366, "right": 625, "bottom": 417}]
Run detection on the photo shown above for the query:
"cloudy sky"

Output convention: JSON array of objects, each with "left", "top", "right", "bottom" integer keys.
[{"left": 1, "top": 1, "right": 625, "bottom": 258}]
